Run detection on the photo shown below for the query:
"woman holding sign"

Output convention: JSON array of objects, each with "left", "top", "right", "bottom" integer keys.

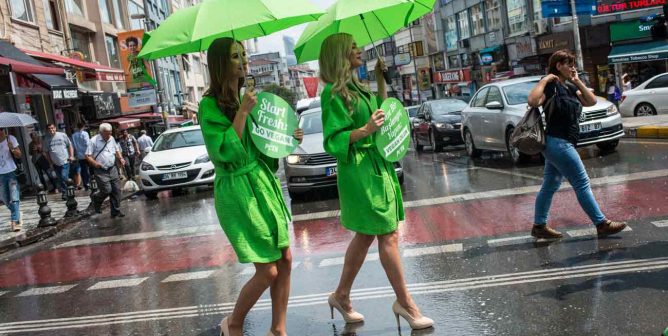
[
  {"left": 319, "top": 33, "right": 433, "bottom": 330},
  {"left": 199, "top": 38, "right": 303, "bottom": 336}
]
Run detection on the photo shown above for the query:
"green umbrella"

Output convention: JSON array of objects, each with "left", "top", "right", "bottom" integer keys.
[
  {"left": 294, "top": 0, "right": 435, "bottom": 64},
  {"left": 138, "top": 0, "right": 324, "bottom": 60}
]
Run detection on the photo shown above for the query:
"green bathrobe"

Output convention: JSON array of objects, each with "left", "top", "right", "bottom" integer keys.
[
  {"left": 321, "top": 83, "right": 404, "bottom": 235},
  {"left": 199, "top": 96, "right": 291, "bottom": 263}
]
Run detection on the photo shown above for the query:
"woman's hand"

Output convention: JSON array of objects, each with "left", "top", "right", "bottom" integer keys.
[
  {"left": 364, "top": 109, "right": 385, "bottom": 133},
  {"left": 374, "top": 58, "right": 387, "bottom": 80},
  {"left": 239, "top": 88, "right": 257, "bottom": 116},
  {"left": 293, "top": 128, "right": 304, "bottom": 144},
  {"left": 542, "top": 74, "right": 559, "bottom": 83}
]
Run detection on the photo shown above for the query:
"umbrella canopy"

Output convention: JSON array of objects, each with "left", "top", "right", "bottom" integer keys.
[
  {"left": 138, "top": 0, "right": 324, "bottom": 60},
  {"left": 294, "top": 0, "right": 435, "bottom": 64},
  {"left": 0, "top": 112, "right": 38, "bottom": 128}
]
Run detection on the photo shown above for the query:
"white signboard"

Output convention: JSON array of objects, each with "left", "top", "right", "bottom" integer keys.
[{"left": 128, "top": 88, "right": 157, "bottom": 107}]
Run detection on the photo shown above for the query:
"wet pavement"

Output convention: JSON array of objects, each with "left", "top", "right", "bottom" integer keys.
[{"left": 1, "top": 138, "right": 667, "bottom": 335}]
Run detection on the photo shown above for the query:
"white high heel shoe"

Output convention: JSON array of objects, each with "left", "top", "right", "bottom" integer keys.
[
  {"left": 219, "top": 316, "right": 230, "bottom": 336},
  {"left": 328, "top": 293, "right": 364, "bottom": 323},
  {"left": 392, "top": 301, "right": 434, "bottom": 330}
]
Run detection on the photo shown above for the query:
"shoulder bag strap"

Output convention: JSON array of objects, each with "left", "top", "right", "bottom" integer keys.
[{"left": 94, "top": 138, "right": 111, "bottom": 161}]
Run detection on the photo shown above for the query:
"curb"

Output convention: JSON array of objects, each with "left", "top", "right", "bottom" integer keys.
[
  {"left": 624, "top": 125, "right": 668, "bottom": 139},
  {"left": 0, "top": 191, "right": 142, "bottom": 255}
]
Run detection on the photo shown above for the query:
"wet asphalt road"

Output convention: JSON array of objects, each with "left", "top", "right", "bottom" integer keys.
[{"left": 1, "top": 138, "right": 667, "bottom": 336}]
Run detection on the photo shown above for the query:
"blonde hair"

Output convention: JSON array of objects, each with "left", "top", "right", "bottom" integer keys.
[{"left": 319, "top": 33, "right": 369, "bottom": 113}]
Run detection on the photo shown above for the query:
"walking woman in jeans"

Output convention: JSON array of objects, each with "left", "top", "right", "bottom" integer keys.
[
  {"left": 320, "top": 33, "right": 433, "bottom": 330},
  {"left": 528, "top": 50, "right": 626, "bottom": 238},
  {"left": 0, "top": 128, "right": 22, "bottom": 232}
]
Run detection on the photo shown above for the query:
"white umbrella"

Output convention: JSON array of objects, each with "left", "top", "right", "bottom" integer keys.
[{"left": 0, "top": 112, "right": 39, "bottom": 128}]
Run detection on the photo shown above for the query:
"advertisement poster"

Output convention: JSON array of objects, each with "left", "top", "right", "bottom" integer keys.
[
  {"left": 302, "top": 77, "right": 319, "bottom": 98},
  {"left": 250, "top": 92, "right": 299, "bottom": 158},
  {"left": 375, "top": 98, "right": 410, "bottom": 162},
  {"left": 118, "top": 30, "right": 153, "bottom": 89}
]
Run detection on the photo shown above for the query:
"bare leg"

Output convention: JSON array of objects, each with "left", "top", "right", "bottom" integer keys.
[
  {"left": 377, "top": 231, "right": 422, "bottom": 317},
  {"left": 334, "top": 233, "right": 375, "bottom": 311},
  {"left": 269, "top": 248, "right": 292, "bottom": 336},
  {"left": 228, "top": 263, "right": 279, "bottom": 336}
]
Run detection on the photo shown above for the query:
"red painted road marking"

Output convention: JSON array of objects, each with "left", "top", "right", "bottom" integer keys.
[{"left": 1, "top": 177, "right": 666, "bottom": 288}]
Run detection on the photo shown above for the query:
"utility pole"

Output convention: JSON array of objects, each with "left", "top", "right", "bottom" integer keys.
[
  {"left": 570, "top": 0, "right": 585, "bottom": 71},
  {"left": 140, "top": 0, "right": 169, "bottom": 130}
]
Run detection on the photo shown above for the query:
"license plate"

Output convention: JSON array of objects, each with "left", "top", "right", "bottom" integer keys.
[
  {"left": 580, "top": 122, "right": 602, "bottom": 133},
  {"left": 326, "top": 167, "right": 337, "bottom": 177},
  {"left": 163, "top": 171, "right": 188, "bottom": 180}
]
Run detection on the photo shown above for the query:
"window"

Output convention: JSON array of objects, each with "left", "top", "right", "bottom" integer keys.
[
  {"left": 193, "top": 56, "right": 201, "bottom": 75},
  {"left": 65, "top": 0, "right": 84, "bottom": 16},
  {"left": 457, "top": 10, "right": 470, "bottom": 40},
  {"left": 445, "top": 16, "right": 458, "bottom": 51},
  {"left": 503, "top": 81, "right": 538, "bottom": 105},
  {"left": 507, "top": 0, "right": 528, "bottom": 35},
  {"left": 10, "top": 0, "right": 34, "bottom": 22},
  {"left": 646, "top": 75, "right": 668, "bottom": 89},
  {"left": 485, "top": 87, "right": 502, "bottom": 105},
  {"left": 448, "top": 55, "right": 460, "bottom": 68},
  {"left": 71, "top": 30, "right": 92, "bottom": 61},
  {"left": 43, "top": 0, "right": 60, "bottom": 30},
  {"left": 112, "top": 0, "right": 123, "bottom": 28},
  {"left": 105, "top": 35, "right": 120, "bottom": 69},
  {"left": 99, "top": 0, "right": 111, "bottom": 23},
  {"left": 485, "top": 0, "right": 501, "bottom": 31},
  {"left": 533, "top": 0, "right": 543, "bottom": 21},
  {"left": 397, "top": 42, "right": 424, "bottom": 57},
  {"left": 470, "top": 4, "right": 485, "bottom": 36},
  {"left": 128, "top": 0, "right": 144, "bottom": 30},
  {"left": 472, "top": 87, "right": 489, "bottom": 107}
]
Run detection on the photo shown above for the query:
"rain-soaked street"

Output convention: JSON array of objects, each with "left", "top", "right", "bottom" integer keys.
[{"left": 1, "top": 138, "right": 668, "bottom": 336}]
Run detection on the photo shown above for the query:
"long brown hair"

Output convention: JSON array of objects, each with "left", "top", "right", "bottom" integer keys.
[
  {"left": 204, "top": 38, "right": 245, "bottom": 121},
  {"left": 548, "top": 49, "right": 576, "bottom": 76}
]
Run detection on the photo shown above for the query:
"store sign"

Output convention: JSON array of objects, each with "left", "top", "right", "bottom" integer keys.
[
  {"left": 537, "top": 32, "right": 575, "bottom": 55},
  {"left": 481, "top": 54, "right": 494, "bottom": 65},
  {"left": 608, "top": 50, "right": 668, "bottom": 63},
  {"left": 434, "top": 69, "right": 471, "bottom": 83},
  {"left": 541, "top": 0, "right": 597, "bottom": 17},
  {"left": 596, "top": 0, "right": 666, "bottom": 15},
  {"left": 52, "top": 89, "right": 78, "bottom": 100},
  {"left": 394, "top": 53, "right": 411, "bottom": 66},
  {"left": 94, "top": 72, "right": 125, "bottom": 82},
  {"left": 610, "top": 20, "right": 654, "bottom": 41},
  {"left": 92, "top": 93, "right": 121, "bottom": 119},
  {"left": 128, "top": 88, "right": 157, "bottom": 107}
]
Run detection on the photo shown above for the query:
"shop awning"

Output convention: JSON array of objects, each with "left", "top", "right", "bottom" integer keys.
[
  {"left": 0, "top": 56, "right": 64, "bottom": 75},
  {"left": 32, "top": 74, "right": 77, "bottom": 89},
  {"left": 127, "top": 113, "right": 185, "bottom": 123},
  {"left": 608, "top": 41, "right": 668, "bottom": 64},
  {"left": 106, "top": 117, "right": 142, "bottom": 130},
  {"left": 21, "top": 49, "right": 125, "bottom": 81},
  {"left": 480, "top": 46, "right": 501, "bottom": 54}
]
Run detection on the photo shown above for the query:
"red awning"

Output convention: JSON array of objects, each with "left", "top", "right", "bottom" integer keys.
[
  {"left": 126, "top": 113, "right": 185, "bottom": 123},
  {"left": 0, "top": 56, "right": 64, "bottom": 75},
  {"left": 106, "top": 117, "right": 142, "bottom": 130},
  {"left": 21, "top": 49, "right": 125, "bottom": 81}
]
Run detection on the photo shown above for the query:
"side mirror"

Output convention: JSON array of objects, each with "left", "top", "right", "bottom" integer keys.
[
  {"left": 144, "top": 147, "right": 152, "bottom": 154},
  {"left": 485, "top": 101, "right": 503, "bottom": 110}
]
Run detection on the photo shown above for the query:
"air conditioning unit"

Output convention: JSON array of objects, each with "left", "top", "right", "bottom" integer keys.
[
  {"left": 458, "top": 39, "right": 470, "bottom": 49},
  {"left": 534, "top": 20, "right": 549, "bottom": 36}
]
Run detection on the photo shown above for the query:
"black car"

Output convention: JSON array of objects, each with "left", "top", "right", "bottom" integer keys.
[{"left": 412, "top": 99, "right": 467, "bottom": 152}]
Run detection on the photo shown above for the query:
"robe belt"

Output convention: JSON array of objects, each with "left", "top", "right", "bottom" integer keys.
[{"left": 215, "top": 160, "right": 259, "bottom": 177}]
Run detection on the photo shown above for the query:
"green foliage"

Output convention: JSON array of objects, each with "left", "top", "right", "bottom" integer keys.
[{"left": 262, "top": 83, "right": 297, "bottom": 109}]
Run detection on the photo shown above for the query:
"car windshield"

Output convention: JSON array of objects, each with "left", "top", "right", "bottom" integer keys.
[
  {"left": 431, "top": 100, "right": 468, "bottom": 115},
  {"left": 152, "top": 130, "right": 205, "bottom": 152},
  {"left": 407, "top": 107, "right": 419, "bottom": 118},
  {"left": 299, "top": 111, "right": 323, "bottom": 135},
  {"left": 503, "top": 81, "right": 539, "bottom": 105}
]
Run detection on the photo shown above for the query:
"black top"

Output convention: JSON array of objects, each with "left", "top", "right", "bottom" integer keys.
[{"left": 543, "top": 81, "right": 582, "bottom": 145}]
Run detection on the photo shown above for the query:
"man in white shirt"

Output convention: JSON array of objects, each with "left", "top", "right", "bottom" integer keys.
[
  {"left": 44, "top": 123, "right": 74, "bottom": 198},
  {"left": 85, "top": 123, "right": 126, "bottom": 218},
  {"left": 0, "top": 128, "right": 22, "bottom": 231},
  {"left": 137, "top": 130, "right": 154, "bottom": 160}
]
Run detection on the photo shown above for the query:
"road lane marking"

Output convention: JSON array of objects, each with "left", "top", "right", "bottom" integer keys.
[
  {"left": 652, "top": 220, "right": 668, "bottom": 228},
  {"left": 240, "top": 267, "right": 255, "bottom": 275},
  {"left": 161, "top": 271, "right": 216, "bottom": 283},
  {"left": 402, "top": 243, "right": 463, "bottom": 257},
  {"left": 0, "top": 291, "right": 8, "bottom": 297},
  {"left": 87, "top": 278, "right": 148, "bottom": 290},
  {"left": 475, "top": 167, "right": 543, "bottom": 181},
  {"left": 567, "top": 225, "right": 632, "bottom": 238},
  {"left": 54, "top": 225, "right": 221, "bottom": 249},
  {"left": 2, "top": 257, "right": 668, "bottom": 333},
  {"left": 487, "top": 235, "right": 539, "bottom": 247},
  {"left": 15, "top": 285, "right": 77, "bottom": 297},
  {"left": 293, "top": 169, "right": 668, "bottom": 221},
  {"left": 620, "top": 139, "right": 668, "bottom": 145},
  {"left": 319, "top": 253, "right": 379, "bottom": 267}
]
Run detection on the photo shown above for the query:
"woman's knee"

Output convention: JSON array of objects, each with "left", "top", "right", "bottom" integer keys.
[
  {"left": 277, "top": 251, "right": 292, "bottom": 273},
  {"left": 377, "top": 231, "right": 399, "bottom": 247},
  {"left": 355, "top": 233, "right": 376, "bottom": 246},
  {"left": 255, "top": 264, "right": 279, "bottom": 284}
]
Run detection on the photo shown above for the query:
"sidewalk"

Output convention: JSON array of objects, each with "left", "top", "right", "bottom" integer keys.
[
  {"left": 623, "top": 115, "right": 668, "bottom": 139},
  {"left": 0, "top": 190, "right": 138, "bottom": 253}
]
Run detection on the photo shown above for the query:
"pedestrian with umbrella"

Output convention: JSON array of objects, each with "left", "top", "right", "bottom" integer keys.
[{"left": 295, "top": 0, "right": 435, "bottom": 330}]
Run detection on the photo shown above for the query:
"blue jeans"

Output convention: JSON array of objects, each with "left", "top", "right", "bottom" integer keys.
[
  {"left": 534, "top": 136, "right": 606, "bottom": 226},
  {"left": 54, "top": 162, "right": 70, "bottom": 194},
  {"left": 0, "top": 171, "right": 20, "bottom": 221}
]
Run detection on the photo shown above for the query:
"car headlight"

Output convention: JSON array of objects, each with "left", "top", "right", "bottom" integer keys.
[
  {"left": 140, "top": 162, "right": 155, "bottom": 171},
  {"left": 194, "top": 154, "right": 210, "bottom": 164},
  {"left": 286, "top": 155, "right": 308, "bottom": 165},
  {"left": 606, "top": 104, "right": 619, "bottom": 116},
  {"left": 435, "top": 122, "right": 453, "bottom": 130}
]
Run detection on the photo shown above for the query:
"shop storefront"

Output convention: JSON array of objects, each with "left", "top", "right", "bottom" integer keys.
[
  {"left": 433, "top": 68, "right": 474, "bottom": 100},
  {"left": 536, "top": 31, "right": 575, "bottom": 68}
]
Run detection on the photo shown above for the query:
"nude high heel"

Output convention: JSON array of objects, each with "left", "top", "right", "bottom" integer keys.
[
  {"left": 328, "top": 293, "right": 364, "bottom": 323},
  {"left": 219, "top": 316, "right": 230, "bottom": 336},
  {"left": 392, "top": 300, "right": 433, "bottom": 330}
]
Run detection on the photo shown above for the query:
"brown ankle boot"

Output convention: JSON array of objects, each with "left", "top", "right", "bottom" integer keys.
[
  {"left": 596, "top": 220, "right": 626, "bottom": 237},
  {"left": 531, "top": 225, "right": 563, "bottom": 239}
]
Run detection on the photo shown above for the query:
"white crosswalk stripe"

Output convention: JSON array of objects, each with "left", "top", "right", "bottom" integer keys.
[
  {"left": 16, "top": 285, "right": 77, "bottom": 297},
  {"left": 403, "top": 243, "right": 463, "bottom": 257},
  {"left": 567, "top": 225, "right": 632, "bottom": 238},
  {"left": 88, "top": 277, "right": 148, "bottom": 290},
  {"left": 652, "top": 220, "right": 668, "bottom": 228},
  {"left": 161, "top": 270, "right": 216, "bottom": 283}
]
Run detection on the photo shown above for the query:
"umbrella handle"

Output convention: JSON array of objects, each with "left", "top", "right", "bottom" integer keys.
[{"left": 360, "top": 14, "right": 393, "bottom": 90}]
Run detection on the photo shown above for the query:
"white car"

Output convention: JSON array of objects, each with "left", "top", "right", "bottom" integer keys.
[
  {"left": 620, "top": 72, "right": 668, "bottom": 117},
  {"left": 139, "top": 126, "right": 215, "bottom": 199}
]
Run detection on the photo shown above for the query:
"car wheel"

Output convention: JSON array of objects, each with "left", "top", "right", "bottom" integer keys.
[
  {"left": 506, "top": 128, "right": 528, "bottom": 164},
  {"left": 596, "top": 140, "right": 619, "bottom": 152},
  {"left": 429, "top": 131, "right": 442, "bottom": 152},
  {"left": 414, "top": 133, "right": 424, "bottom": 152},
  {"left": 144, "top": 191, "right": 158, "bottom": 200},
  {"left": 464, "top": 129, "right": 481, "bottom": 158},
  {"left": 634, "top": 103, "right": 656, "bottom": 116}
]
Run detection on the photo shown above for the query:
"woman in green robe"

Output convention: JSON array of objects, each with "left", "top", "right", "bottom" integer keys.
[
  {"left": 199, "top": 38, "right": 302, "bottom": 336},
  {"left": 319, "top": 33, "right": 433, "bottom": 330}
]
